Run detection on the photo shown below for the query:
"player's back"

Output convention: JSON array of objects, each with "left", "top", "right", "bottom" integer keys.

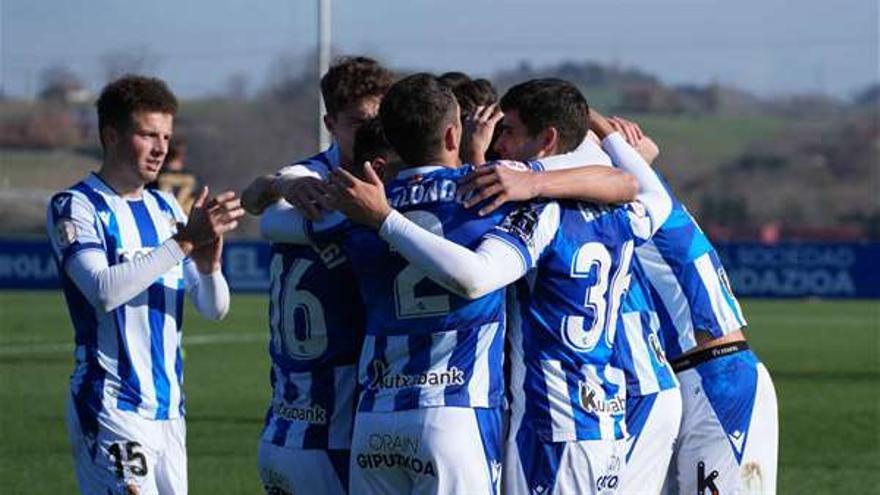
[
  {"left": 48, "top": 173, "right": 188, "bottom": 423},
  {"left": 612, "top": 259, "right": 678, "bottom": 397},
  {"left": 328, "top": 165, "right": 514, "bottom": 413},
  {"left": 262, "top": 144, "right": 366, "bottom": 450},
  {"left": 635, "top": 183, "right": 746, "bottom": 360},
  {"left": 509, "top": 200, "right": 639, "bottom": 442}
]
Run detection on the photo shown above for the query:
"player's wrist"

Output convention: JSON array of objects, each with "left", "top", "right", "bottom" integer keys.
[{"left": 173, "top": 230, "right": 196, "bottom": 256}]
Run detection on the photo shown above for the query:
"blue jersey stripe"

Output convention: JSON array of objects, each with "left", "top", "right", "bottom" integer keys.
[
  {"left": 359, "top": 336, "right": 386, "bottom": 412},
  {"left": 394, "top": 333, "right": 431, "bottom": 410},
  {"left": 303, "top": 367, "right": 335, "bottom": 448},
  {"left": 128, "top": 200, "right": 159, "bottom": 247},
  {"left": 148, "top": 283, "right": 171, "bottom": 419},
  {"left": 444, "top": 330, "right": 475, "bottom": 406}
]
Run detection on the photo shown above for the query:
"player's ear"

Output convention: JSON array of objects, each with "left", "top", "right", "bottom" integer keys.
[
  {"left": 538, "top": 127, "right": 559, "bottom": 157},
  {"left": 323, "top": 114, "right": 336, "bottom": 136},
  {"left": 101, "top": 126, "right": 119, "bottom": 150},
  {"left": 443, "top": 122, "right": 459, "bottom": 152},
  {"left": 370, "top": 156, "right": 387, "bottom": 182}
]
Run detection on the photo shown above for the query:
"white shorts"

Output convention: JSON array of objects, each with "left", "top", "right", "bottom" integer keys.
[
  {"left": 67, "top": 395, "right": 187, "bottom": 495},
  {"left": 504, "top": 427, "right": 626, "bottom": 495},
  {"left": 619, "top": 388, "right": 682, "bottom": 494},
  {"left": 257, "top": 441, "right": 349, "bottom": 494},
  {"left": 349, "top": 407, "right": 503, "bottom": 495},
  {"left": 669, "top": 347, "right": 778, "bottom": 494}
]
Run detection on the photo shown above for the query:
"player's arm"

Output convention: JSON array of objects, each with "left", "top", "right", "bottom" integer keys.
[
  {"left": 327, "top": 164, "right": 557, "bottom": 299},
  {"left": 591, "top": 110, "right": 672, "bottom": 237},
  {"left": 459, "top": 141, "right": 638, "bottom": 215},
  {"left": 259, "top": 199, "right": 346, "bottom": 245},
  {"left": 181, "top": 257, "right": 230, "bottom": 320},
  {"left": 242, "top": 161, "right": 333, "bottom": 219},
  {"left": 49, "top": 188, "right": 242, "bottom": 313}
]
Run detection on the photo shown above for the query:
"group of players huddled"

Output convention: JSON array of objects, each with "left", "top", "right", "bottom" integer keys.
[{"left": 48, "top": 56, "right": 778, "bottom": 495}]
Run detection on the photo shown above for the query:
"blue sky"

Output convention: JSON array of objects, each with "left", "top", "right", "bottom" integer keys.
[{"left": 2, "top": 0, "right": 877, "bottom": 98}]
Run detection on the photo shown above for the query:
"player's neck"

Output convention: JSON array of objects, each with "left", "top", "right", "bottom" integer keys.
[{"left": 97, "top": 161, "right": 145, "bottom": 199}]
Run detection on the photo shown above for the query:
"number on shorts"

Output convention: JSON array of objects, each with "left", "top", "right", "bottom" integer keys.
[{"left": 107, "top": 441, "right": 148, "bottom": 478}]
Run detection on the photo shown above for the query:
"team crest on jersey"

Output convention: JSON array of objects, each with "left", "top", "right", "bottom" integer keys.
[
  {"left": 578, "top": 382, "right": 625, "bottom": 415},
  {"left": 55, "top": 220, "right": 77, "bottom": 248},
  {"left": 498, "top": 203, "right": 542, "bottom": 244}
]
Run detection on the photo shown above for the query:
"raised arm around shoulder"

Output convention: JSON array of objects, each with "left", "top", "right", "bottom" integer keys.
[
  {"left": 602, "top": 133, "right": 672, "bottom": 237},
  {"left": 378, "top": 203, "right": 559, "bottom": 299},
  {"left": 260, "top": 201, "right": 310, "bottom": 245},
  {"left": 529, "top": 138, "right": 636, "bottom": 204},
  {"left": 379, "top": 210, "right": 525, "bottom": 299}
]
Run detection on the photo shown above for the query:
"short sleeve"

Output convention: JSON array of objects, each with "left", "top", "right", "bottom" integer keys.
[
  {"left": 46, "top": 191, "right": 105, "bottom": 266},
  {"left": 484, "top": 201, "right": 560, "bottom": 269}
]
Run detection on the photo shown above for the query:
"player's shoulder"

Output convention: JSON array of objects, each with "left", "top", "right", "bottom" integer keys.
[
  {"left": 145, "top": 188, "right": 187, "bottom": 221},
  {"left": 48, "top": 176, "right": 100, "bottom": 219}
]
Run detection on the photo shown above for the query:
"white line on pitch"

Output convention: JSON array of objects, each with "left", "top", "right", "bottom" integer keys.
[{"left": 0, "top": 332, "right": 266, "bottom": 357}]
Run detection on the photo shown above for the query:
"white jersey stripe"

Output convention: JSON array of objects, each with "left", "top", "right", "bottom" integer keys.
[
  {"left": 637, "top": 240, "right": 697, "bottom": 353},
  {"left": 467, "top": 322, "right": 497, "bottom": 409},
  {"left": 541, "top": 359, "right": 577, "bottom": 442},
  {"left": 694, "top": 253, "right": 743, "bottom": 333},
  {"left": 623, "top": 312, "right": 660, "bottom": 393},
  {"left": 427, "top": 330, "right": 459, "bottom": 407}
]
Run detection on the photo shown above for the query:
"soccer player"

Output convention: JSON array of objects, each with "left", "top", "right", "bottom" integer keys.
[
  {"left": 242, "top": 56, "right": 394, "bottom": 495},
  {"left": 330, "top": 79, "right": 674, "bottom": 495},
  {"left": 261, "top": 74, "right": 640, "bottom": 494},
  {"left": 616, "top": 123, "right": 778, "bottom": 495},
  {"left": 46, "top": 75, "right": 242, "bottom": 494},
  {"left": 529, "top": 113, "right": 779, "bottom": 493}
]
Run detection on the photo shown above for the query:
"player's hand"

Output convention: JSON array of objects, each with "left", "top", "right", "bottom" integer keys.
[
  {"left": 459, "top": 162, "right": 539, "bottom": 216},
  {"left": 608, "top": 116, "right": 660, "bottom": 165},
  {"left": 175, "top": 187, "right": 244, "bottom": 252},
  {"left": 588, "top": 109, "right": 615, "bottom": 139},
  {"left": 276, "top": 177, "right": 334, "bottom": 221},
  {"left": 241, "top": 175, "right": 280, "bottom": 216},
  {"left": 327, "top": 163, "right": 392, "bottom": 229},
  {"left": 464, "top": 104, "right": 504, "bottom": 166},
  {"left": 190, "top": 236, "right": 223, "bottom": 274}
]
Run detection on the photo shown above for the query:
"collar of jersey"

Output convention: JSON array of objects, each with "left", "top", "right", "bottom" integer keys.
[{"left": 395, "top": 165, "right": 445, "bottom": 180}]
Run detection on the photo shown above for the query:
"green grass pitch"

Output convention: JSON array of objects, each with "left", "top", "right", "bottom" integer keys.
[{"left": 1, "top": 292, "right": 877, "bottom": 493}]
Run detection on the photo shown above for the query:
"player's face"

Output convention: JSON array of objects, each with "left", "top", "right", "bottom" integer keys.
[
  {"left": 326, "top": 95, "right": 381, "bottom": 166},
  {"left": 493, "top": 110, "right": 544, "bottom": 161},
  {"left": 111, "top": 111, "right": 174, "bottom": 184}
]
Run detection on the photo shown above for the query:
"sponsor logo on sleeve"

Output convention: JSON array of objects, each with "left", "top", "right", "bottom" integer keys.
[{"left": 55, "top": 220, "right": 77, "bottom": 248}]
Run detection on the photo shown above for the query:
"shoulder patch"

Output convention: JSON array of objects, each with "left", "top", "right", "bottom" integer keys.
[{"left": 52, "top": 193, "right": 72, "bottom": 216}]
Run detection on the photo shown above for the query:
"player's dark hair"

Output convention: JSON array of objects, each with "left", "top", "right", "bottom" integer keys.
[
  {"left": 96, "top": 75, "right": 178, "bottom": 149},
  {"left": 499, "top": 78, "right": 589, "bottom": 154},
  {"left": 352, "top": 118, "right": 395, "bottom": 174},
  {"left": 321, "top": 56, "right": 394, "bottom": 116},
  {"left": 379, "top": 73, "right": 458, "bottom": 165},
  {"left": 440, "top": 74, "right": 498, "bottom": 122}
]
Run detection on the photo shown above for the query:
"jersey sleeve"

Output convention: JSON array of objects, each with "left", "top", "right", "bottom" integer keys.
[
  {"left": 260, "top": 200, "right": 347, "bottom": 245},
  {"left": 46, "top": 191, "right": 105, "bottom": 266},
  {"left": 601, "top": 133, "right": 672, "bottom": 241},
  {"left": 532, "top": 137, "right": 613, "bottom": 171},
  {"left": 378, "top": 207, "right": 547, "bottom": 300},
  {"left": 484, "top": 201, "right": 560, "bottom": 269},
  {"left": 275, "top": 161, "right": 331, "bottom": 181}
]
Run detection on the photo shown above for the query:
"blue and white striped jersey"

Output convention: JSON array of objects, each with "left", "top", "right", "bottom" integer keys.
[
  {"left": 47, "top": 173, "right": 189, "bottom": 424},
  {"left": 504, "top": 199, "right": 665, "bottom": 442},
  {"left": 261, "top": 144, "right": 367, "bottom": 450},
  {"left": 314, "top": 165, "right": 526, "bottom": 413},
  {"left": 613, "top": 259, "right": 678, "bottom": 397},
  {"left": 635, "top": 189, "right": 746, "bottom": 361}
]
